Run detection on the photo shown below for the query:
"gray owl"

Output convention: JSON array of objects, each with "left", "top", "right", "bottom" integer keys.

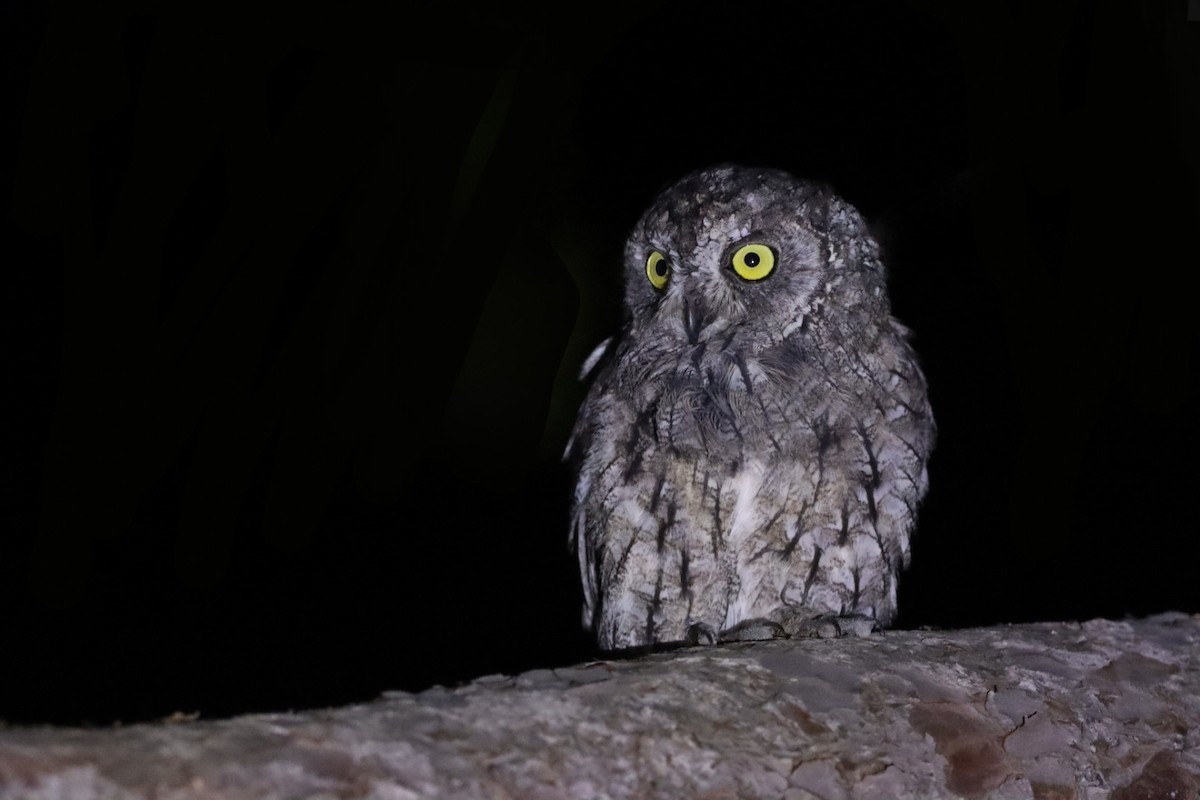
[{"left": 566, "top": 164, "right": 935, "bottom": 651}]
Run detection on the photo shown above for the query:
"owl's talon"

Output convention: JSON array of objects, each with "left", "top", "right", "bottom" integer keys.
[
  {"left": 685, "top": 622, "right": 718, "bottom": 646},
  {"left": 832, "top": 614, "right": 878, "bottom": 638}
]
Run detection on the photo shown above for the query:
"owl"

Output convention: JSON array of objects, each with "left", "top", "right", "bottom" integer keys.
[{"left": 566, "top": 164, "right": 935, "bottom": 651}]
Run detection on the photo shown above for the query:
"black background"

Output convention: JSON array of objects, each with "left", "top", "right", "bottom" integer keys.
[{"left": 3, "top": 1, "right": 1198, "bottom": 725}]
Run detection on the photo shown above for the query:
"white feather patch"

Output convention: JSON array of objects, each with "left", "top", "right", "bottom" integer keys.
[
  {"left": 782, "top": 315, "right": 805, "bottom": 338},
  {"left": 724, "top": 460, "right": 766, "bottom": 628},
  {"left": 579, "top": 337, "right": 614, "bottom": 380}
]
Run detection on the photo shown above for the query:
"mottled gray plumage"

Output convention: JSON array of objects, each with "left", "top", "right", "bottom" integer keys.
[{"left": 566, "top": 165, "right": 935, "bottom": 651}]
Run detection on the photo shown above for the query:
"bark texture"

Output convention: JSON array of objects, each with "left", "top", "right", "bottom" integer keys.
[{"left": 1, "top": 614, "right": 1197, "bottom": 799}]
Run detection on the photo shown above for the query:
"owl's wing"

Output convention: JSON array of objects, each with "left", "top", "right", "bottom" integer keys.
[
  {"left": 564, "top": 336, "right": 616, "bottom": 632},
  {"left": 570, "top": 495, "right": 598, "bottom": 631},
  {"left": 562, "top": 336, "right": 614, "bottom": 460}
]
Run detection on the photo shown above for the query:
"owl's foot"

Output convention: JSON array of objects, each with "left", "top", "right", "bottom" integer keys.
[
  {"left": 784, "top": 612, "right": 878, "bottom": 639},
  {"left": 684, "top": 619, "right": 786, "bottom": 644},
  {"left": 717, "top": 618, "right": 788, "bottom": 643},
  {"left": 683, "top": 613, "right": 876, "bottom": 645}
]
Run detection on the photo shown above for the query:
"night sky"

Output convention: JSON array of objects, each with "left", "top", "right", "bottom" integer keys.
[{"left": 3, "top": 1, "right": 1198, "bottom": 726}]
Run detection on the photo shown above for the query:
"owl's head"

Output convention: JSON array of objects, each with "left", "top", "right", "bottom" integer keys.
[{"left": 622, "top": 164, "right": 888, "bottom": 345}]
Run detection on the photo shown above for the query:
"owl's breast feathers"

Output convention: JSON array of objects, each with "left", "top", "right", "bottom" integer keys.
[{"left": 568, "top": 314, "right": 933, "bottom": 647}]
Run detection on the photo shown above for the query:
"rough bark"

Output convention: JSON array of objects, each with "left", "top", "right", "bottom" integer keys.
[{"left": 1, "top": 614, "right": 1197, "bottom": 800}]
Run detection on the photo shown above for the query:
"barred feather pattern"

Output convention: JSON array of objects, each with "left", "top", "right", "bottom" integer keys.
[{"left": 567, "top": 165, "right": 935, "bottom": 651}]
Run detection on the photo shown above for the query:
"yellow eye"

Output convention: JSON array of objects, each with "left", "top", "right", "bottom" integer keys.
[
  {"left": 646, "top": 250, "right": 670, "bottom": 290},
  {"left": 731, "top": 243, "right": 775, "bottom": 281}
]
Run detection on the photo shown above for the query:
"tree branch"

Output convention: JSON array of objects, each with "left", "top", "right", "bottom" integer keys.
[{"left": 2, "top": 614, "right": 1198, "bottom": 799}]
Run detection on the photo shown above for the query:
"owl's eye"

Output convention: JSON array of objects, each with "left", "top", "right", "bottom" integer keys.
[
  {"left": 731, "top": 243, "right": 775, "bottom": 281},
  {"left": 645, "top": 250, "right": 670, "bottom": 290}
]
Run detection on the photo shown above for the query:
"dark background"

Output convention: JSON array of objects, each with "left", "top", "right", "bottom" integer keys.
[{"left": 3, "top": 1, "right": 1197, "bottom": 725}]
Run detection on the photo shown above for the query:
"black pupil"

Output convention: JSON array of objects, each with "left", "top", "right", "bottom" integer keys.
[
  {"left": 743, "top": 252, "right": 760, "bottom": 268},
  {"left": 654, "top": 260, "right": 668, "bottom": 277}
]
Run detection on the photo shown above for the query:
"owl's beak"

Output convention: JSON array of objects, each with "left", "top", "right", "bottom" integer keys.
[{"left": 682, "top": 299, "right": 709, "bottom": 344}]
